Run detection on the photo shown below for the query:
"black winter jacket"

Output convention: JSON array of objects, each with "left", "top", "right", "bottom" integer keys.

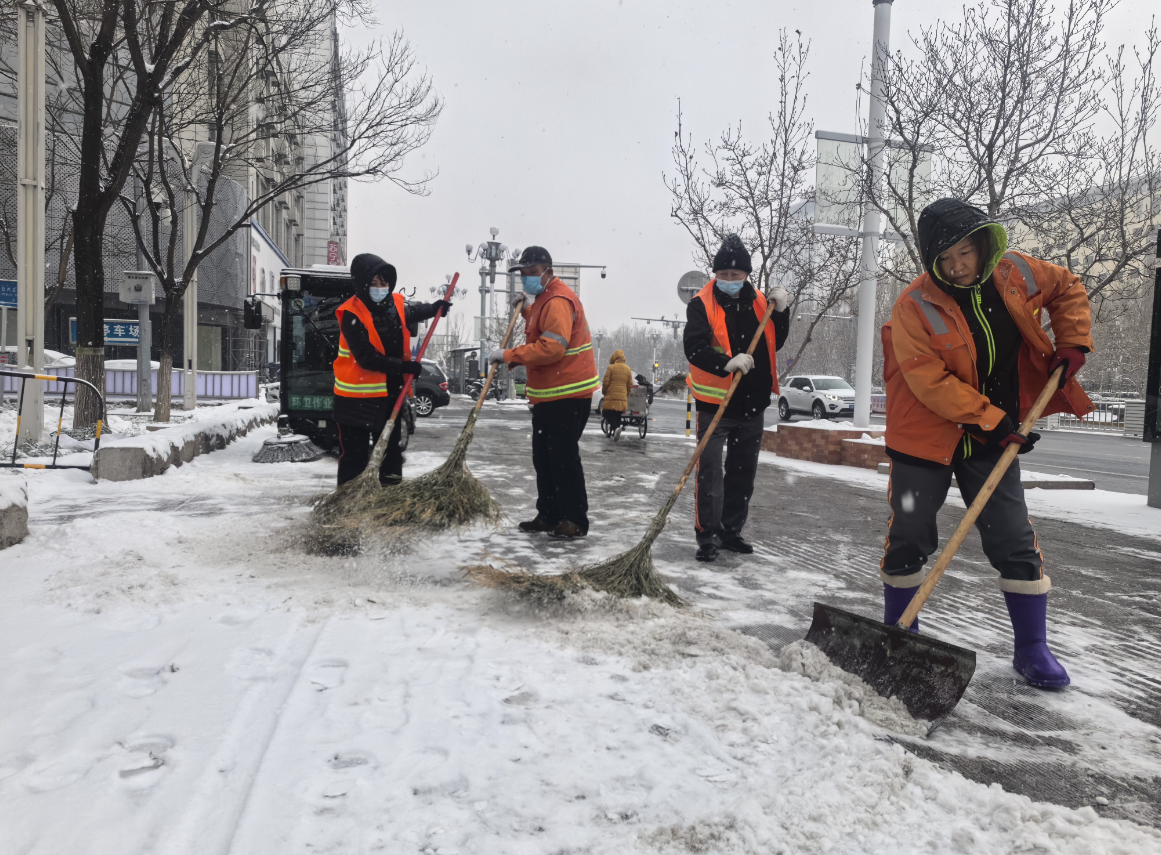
[
  {"left": 683, "top": 282, "right": 790, "bottom": 420},
  {"left": 333, "top": 288, "right": 442, "bottom": 429}
]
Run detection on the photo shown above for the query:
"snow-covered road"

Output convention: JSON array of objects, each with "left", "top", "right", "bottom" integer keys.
[{"left": 2, "top": 412, "right": 1159, "bottom": 854}]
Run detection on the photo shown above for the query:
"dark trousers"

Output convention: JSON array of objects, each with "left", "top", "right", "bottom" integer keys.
[
  {"left": 531, "top": 397, "right": 591, "bottom": 530},
  {"left": 336, "top": 413, "right": 403, "bottom": 487},
  {"left": 602, "top": 409, "right": 623, "bottom": 430},
  {"left": 694, "top": 410, "right": 764, "bottom": 546},
  {"left": 881, "top": 446, "right": 1049, "bottom": 594}
]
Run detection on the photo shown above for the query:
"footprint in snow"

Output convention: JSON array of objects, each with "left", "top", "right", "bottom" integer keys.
[
  {"left": 327, "top": 749, "right": 377, "bottom": 770},
  {"left": 503, "top": 691, "right": 537, "bottom": 706},
  {"left": 308, "top": 658, "right": 349, "bottom": 691},
  {"left": 116, "top": 663, "right": 169, "bottom": 697},
  {"left": 225, "top": 647, "right": 278, "bottom": 681},
  {"left": 117, "top": 735, "right": 174, "bottom": 791}
]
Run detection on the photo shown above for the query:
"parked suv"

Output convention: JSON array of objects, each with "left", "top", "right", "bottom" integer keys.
[
  {"left": 412, "top": 359, "right": 451, "bottom": 417},
  {"left": 778, "top": 375, "right": 855, "bottom": 420}
]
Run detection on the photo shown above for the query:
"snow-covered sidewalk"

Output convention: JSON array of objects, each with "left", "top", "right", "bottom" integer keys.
[
  {"left": 758, "top": 451, "right": 1161, "bottom": 542},
  {"left": 1, "top": 428, "right": 1158, "bottom": 853}
]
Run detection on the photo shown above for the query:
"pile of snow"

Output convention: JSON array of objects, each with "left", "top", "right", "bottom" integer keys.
[
  {"left": 0, "top": 471, "right": 26, "bottom": 511},
  {"left": 779, "top": 419, "right": 884, "bottom": 432}
]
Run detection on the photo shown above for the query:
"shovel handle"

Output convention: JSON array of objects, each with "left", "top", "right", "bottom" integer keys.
[
  {"left": 471, "top": 303, "right": 523, "bottom": 417},
  {"left": 895, "top": 366, "right": 1064, "bottom": 629}
]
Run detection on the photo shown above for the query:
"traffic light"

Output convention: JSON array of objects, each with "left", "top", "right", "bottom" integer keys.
[{"left": 653, "top": 362, "right": 659, "bottom": 369}]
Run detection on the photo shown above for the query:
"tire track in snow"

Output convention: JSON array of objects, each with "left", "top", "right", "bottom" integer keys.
[{"left": 156, "top": 618, "right": 328, "bottom": 855}]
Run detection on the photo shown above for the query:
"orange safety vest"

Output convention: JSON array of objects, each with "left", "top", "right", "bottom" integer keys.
[
  {"left": 333, "top": 293, "right": 410, "bottom": 398},
  {"left": 523, "top": 278, "right": 601, "bottom": 403},
  {"left": 686, "top": 280, "right": 780, "bottom": 405}
]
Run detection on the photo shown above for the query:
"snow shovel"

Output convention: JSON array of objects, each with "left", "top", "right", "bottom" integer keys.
[{"left": 804, "top": 367, "right": 1065, "bottom": 723}]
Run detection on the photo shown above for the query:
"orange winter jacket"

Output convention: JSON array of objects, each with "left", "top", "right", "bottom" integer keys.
[
  {"left": 503, "top": 278, "right": 600, "bottom": 403},
  {"left": 883, "top": 251, "right": 1094, "bottom": 464}
]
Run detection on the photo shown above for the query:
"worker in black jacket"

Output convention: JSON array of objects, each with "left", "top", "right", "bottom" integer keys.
[
  {"left": 332, "top": 253, "right": 451, "bottom": 486},
  {"left": 683, "top": 234, "right": 790, "bottom": 562}
]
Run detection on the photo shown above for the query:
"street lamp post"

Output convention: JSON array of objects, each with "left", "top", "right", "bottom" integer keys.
[
  {"left": 465, "top": 228, "right": 521, "bottom": 384},
  {"left": 182, "top": 142, "right": 216, "bottom": 411},
  {"left": 593, "top": 332, "right": 605, "bottom": 371},
  {"left": 16, "top": 0, "right": 46, "bottom": 444},
  {"left": 851, "top": 0, "right": 894, "bottom": 428}
]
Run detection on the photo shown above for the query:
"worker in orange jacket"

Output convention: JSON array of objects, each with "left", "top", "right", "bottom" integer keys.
[
  {"left": 489, "top": 246, "right": 600, "bottom": 538},
  {"left": 880, "top": 198, "right": 1094, "bottom": 688}
]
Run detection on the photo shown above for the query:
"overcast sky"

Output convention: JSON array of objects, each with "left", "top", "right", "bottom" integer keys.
[{"left": 348, "top": 0, "right": 1150, "bottom": 330}]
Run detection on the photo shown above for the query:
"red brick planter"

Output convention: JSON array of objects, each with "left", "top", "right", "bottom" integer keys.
[{"left": 761, "top": 422, "right": 885, "bottom": 466}]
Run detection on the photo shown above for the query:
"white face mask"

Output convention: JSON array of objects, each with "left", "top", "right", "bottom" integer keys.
[{"left": 368, "top": 286, "right": 391, "bottom": 303}]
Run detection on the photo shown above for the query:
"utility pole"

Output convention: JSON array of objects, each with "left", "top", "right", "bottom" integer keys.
[
  {"left": 852, "top": 0, "right": 893, "bottom": 429},
  {"left": 182, "top": 142, "right": 215, "bottom": 410},
  {"left": 650, "top": 331, "right": 661, "bottom": 387},
  {"left": 16, "top": 0, "right": 46, "bottom": 443}
]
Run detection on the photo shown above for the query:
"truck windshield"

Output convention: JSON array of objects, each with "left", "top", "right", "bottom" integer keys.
[{"left": 286, "top": 293, "right": 345, "bottom": 412}]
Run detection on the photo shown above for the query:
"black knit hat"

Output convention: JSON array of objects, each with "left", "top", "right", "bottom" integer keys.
[
  {"left": 711, "top": 234, "right": 752, "bottom": 274},
  {"left": 350, "top": 253, "right": 398, "bottom": 290},
  {"left": 509, "top": 245, "right": 552, "bottom": 271}
]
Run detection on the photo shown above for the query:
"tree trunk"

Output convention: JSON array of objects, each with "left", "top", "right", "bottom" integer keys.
[
  {"left": 73, "top": 346, "right": 105, "bottom": 428},
  {"left": 71, "top": 210, "right": 107, "bottom": 428},
  {"left": 153, "top": 298, "right": 182, "bottom": 423}
]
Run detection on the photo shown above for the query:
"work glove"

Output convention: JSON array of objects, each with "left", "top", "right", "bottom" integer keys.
[
  {"left": 1048, "top": 347, "right": 1086, "bottom": 388},
  {"left": 724, "top": 353, "right": 755, "bottom": 375},
  {"left": 971, "top": 415, "right": 1039, "bottom": 454},
  {"left": 487, "top": 348, "right": 508, "bottom": 365},
  {"left": 768, "top": 285, "right": 789, "bottom": 312},
  {"left": 432, "top": 300, "right": 453, "bottom": 316},
  {"left": 401, "top": 361, "right": 423, "bottom": 377},
  {"left": 510, "top": 292, "right": 529, "bottom": 310}
]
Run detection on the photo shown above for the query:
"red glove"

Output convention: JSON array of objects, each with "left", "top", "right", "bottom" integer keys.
[{"left": 1049, "top": 347, "right": 1086, "bottom": 388}]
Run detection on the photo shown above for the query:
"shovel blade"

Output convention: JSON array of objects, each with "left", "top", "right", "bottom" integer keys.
[{"left": 804, "top": 602, "right": 976, "bottom": 724}]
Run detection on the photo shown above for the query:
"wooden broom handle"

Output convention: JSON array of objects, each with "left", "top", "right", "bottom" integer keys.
[
  {"left": 670, "top": 287, "right": 782, "bottom": 497},
  {"left": 896, "top": 366, "right": 1065, "bottom": 629},
  {"left": 471, "top": 303, "right": 523, "bottom": 416}
]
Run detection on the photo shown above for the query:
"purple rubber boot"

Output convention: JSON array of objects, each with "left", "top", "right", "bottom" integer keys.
[
  {"left": 883, "top": 584, "right": 920, "bottom": 633},
  {"left": 1004, "top": 591, "right": 1070, "bottom": 688}
]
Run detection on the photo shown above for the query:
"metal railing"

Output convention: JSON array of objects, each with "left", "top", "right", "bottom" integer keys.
[
  {"left": 1, "top": 370, "right": 106, "bottom": 471},
  {"left": 1048, "top": 401, "right": 1127, "bottom": 433}
]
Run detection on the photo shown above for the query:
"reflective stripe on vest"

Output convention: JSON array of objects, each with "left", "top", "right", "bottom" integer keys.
[
  {"left": 1003, "top": 252, "right": 1039, "bottom": 297},
  {"left": 332, "top": 293, "right": 410, "bottom": 398},
  {"left": 685, "top": 280, "right": 780, "bottom": 405},
  {"left": 523, "top": 278, "right": 600, "bottom": 403}
]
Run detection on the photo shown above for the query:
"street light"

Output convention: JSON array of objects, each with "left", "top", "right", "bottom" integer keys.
[{"left": 466, "top": 228, "right": 522, "bottom": 391}]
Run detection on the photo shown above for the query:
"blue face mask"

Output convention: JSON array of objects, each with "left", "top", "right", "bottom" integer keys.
[
  {"left": 715, "top": 278, "right": 745, "bottom": 297},
  {"left": 522, "top": 274, "right": 546, "bottom": 296},
  {"left": 368, "top": 286, "right": 391, "bottom": 303}
]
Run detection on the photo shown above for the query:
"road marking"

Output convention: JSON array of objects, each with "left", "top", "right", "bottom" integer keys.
[{"left": 1032, "top": 464, "right": 1148, "bottom": 479}]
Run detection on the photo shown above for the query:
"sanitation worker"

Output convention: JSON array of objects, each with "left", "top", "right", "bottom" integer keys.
[
  {"left": 490, "top": 246, "right": 600, "bottom": 538},
  {"left": 684, "top": 234, "right": 790, "bottom": 563},
  {"left": 881, "top": 198, "right": 1094, "bottom": 688},
  {"left": 601, "top": 349, "right": 634, "bottom": 441},
  {"left": 332, "top": 253, "right": 452, "bottom": 486}
]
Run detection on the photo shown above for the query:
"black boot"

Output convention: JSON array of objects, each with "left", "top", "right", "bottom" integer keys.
[
  {"left": 696, "top": 543, "right": 719, "bottom": 562},
  {"left": 518, "top": 516, "right": 554, "bottom": 533},
  {"left": 719, "top": 534, "right": 753, "bottom": 554}
]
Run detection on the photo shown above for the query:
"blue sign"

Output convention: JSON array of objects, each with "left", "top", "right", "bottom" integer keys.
[
  {"left": 69, "top": 317, "right": 141, "bottom": 345},
  {"left": 0, "top": 280, "right": 15, "bottom": 308}
]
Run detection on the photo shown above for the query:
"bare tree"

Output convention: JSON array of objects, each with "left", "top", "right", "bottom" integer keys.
[
  {"left": 39, "top": 0, "right": 253, "bottom": 426},
  {"left": 666, "top": 30, "right": 861, "bottom": 381},
  {"left": 834, "top": 1, "right": 1159, "bottom": 387},
  {"left": 666, "top": 30, "right": 813, "bottom": 297},
  {"left": 121, "top": 3, "right": 442, "bottom": 421}
]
